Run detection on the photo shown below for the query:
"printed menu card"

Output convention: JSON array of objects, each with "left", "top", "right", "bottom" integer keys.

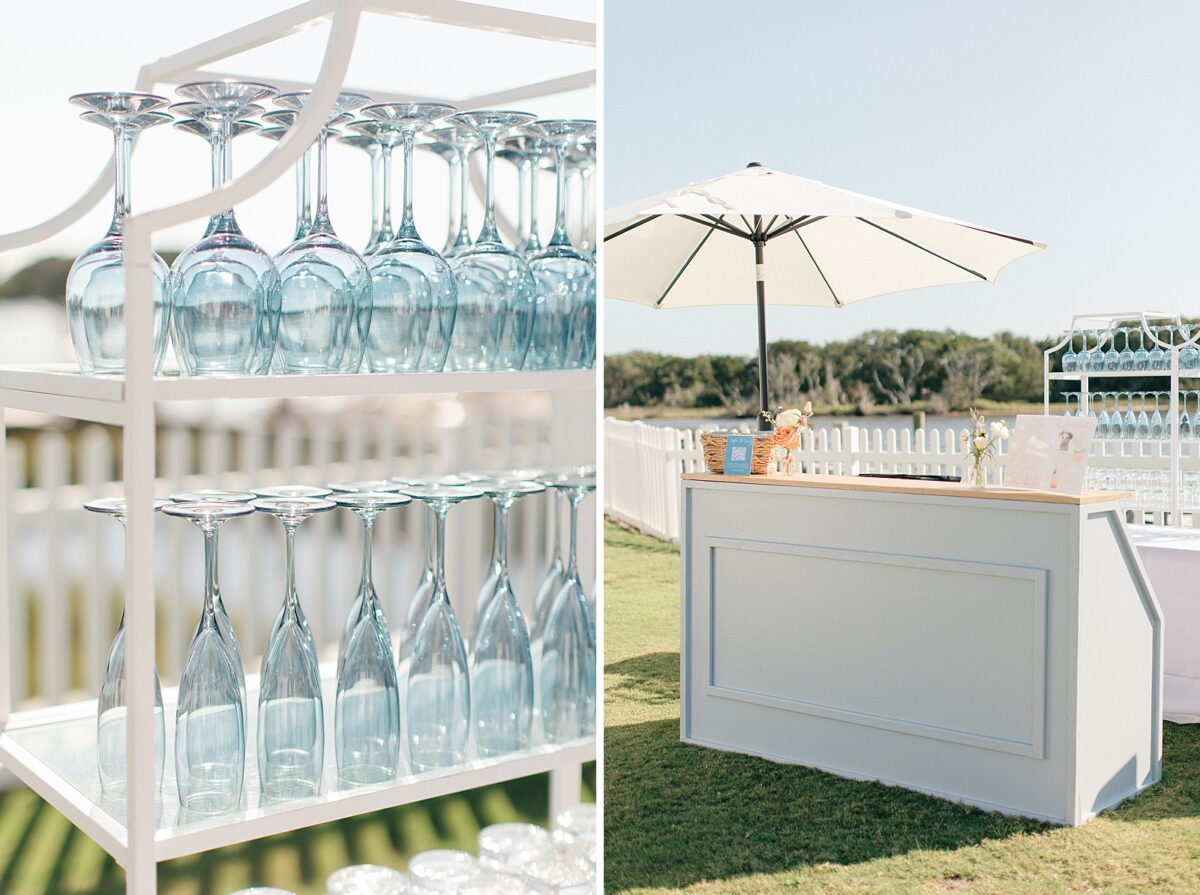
[{"left": 1005, "top": 414, "right": 1096, "bottom": 495}]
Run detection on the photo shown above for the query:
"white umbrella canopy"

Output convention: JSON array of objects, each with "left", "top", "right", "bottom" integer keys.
[
  {"left": 604, "top": 163, "right": 1045, "bottom": 309},
  {"left": 604, "top": 163, "right": 1046, "bottom": 426}
]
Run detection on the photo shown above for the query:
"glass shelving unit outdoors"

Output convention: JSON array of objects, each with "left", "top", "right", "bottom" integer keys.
[
  {"left": 0, "top": 3, "right": 597, "bottom": 894},
  {"left": 1044, "top": 311, "right": 1200, "bottom": 523}
]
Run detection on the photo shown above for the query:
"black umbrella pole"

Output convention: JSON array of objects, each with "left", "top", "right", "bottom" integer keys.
[{"left": 754, "top": 239, "right": 771, "bottom": 430}]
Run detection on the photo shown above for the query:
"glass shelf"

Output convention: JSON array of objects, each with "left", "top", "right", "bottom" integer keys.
[{"left": 0, "top": 665, "right": 595, "bottom": 864}]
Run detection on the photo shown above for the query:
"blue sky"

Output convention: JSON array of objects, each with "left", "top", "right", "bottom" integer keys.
[{"left": 603, "top": 0, "right": 1200, "bottom": 356}]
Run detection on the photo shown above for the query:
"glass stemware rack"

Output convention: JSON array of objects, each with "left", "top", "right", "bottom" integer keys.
[
  {"left": 1045, "top": 311, "right": 1200, "bottom": 523},
  {"left": 0, "top": 3, "right": 597, "bottom": 895}
]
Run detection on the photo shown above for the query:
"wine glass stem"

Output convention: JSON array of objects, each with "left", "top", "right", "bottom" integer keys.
[
  {"left": 203, "top": 525, "right": 220, "bottom": 622},
  {"left": 549, "top": 142, "right": 571, "bottom": 248},
  {"left": 423, "top": 507, "right": 435, "bottom": 576},
  {"left": 515, "top": 160, "right": 530, "bottom": 246},
  {"left": 551, "top": 491, "right": 562, "bottom": 564},
  {"left": 478, "top": 133, "right": 500, "bottom": 245},
  {"left": 312, "top": 128, "right": 332, "bottom": 233},
  {"left": 379, "top": 144, "right": 395, "bottom": 243},
  {"left": 107, "top": 120, "right": 131, "bottom": 237},
  {"left": 455, "top": 149, "right": 472, "bottom": 248},
  {"left": 397, "top": 132, "right": 418, "bottom": 240},
  {"left": 581, "top": 167, "right": 594, "bottom": 250},
  {"left": 445, "top": 153, "right": 461, "bottom": 250},
  {"left": 525, "top": 155, "right": 542, "bottom": 254},
  {"left": 211, "top": 114, "right": 238, "bottom": 234},
  {"left": 296, "top": 145, "right": 313, "bottom": 239},
  {"left": 566, "top": 494, "right": 580, "bottom": 579},
  {"left": 283, "top": 521, "right": 300, "bottom": 617},
  {"left": 359, "top": 512, "right": 375, "bottom": 593},
  {"left": 489, "top": 501, "right": 505, "bottom": 572},
  {"left": 434, "top": 508, "right": 448, "bottom": 590},
  {"left": 368, "top": 147, "right": 382, "bottom": 245}
]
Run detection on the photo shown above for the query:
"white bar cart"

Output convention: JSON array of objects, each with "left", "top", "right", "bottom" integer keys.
[{"left": 0, "top": 3, "right": 597, "bottom": 894}]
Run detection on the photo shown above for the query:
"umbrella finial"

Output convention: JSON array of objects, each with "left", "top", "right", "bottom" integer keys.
[{"left": 746, "top": 161, "right": 764, "bottom": 168}]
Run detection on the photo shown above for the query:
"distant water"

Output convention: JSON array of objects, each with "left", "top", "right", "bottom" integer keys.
[{"left": 642, "top": 413, "right": 1019, "bottom": 435}]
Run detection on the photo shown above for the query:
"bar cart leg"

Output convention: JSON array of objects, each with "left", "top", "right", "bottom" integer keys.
[
  {"left": 549, "top": 762, "right": 583, "bottom": 820},
  {"left": 123, "top": 223, "right": 159, "bottom": 895},
  {"left": 0, "top": 404, "right": 10, "bottom": 728}
]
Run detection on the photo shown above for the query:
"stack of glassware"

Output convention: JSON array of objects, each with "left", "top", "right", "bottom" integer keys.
[
  {"left": 88, "top": 467, "right": 597, "bottom": 816},
  {"left": 64, "top": 84, "right": 597, "bottom": 378},
  {"left": 1057, "top": 322, "right": 1200, "bottom": 373},
  {"left": 226, "top": 803, "right": 598, "bottom": 895},
  {"left": 1058, "top": 390, "right": 1200, "bottom": 440}
]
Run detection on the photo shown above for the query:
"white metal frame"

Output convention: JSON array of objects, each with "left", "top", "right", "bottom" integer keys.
[
  {"left": 1044, "top": 311, "right": 1200, "bottom": 523},
  {"left": 0, "top": 3, "right": 597, "bottom": 893}
]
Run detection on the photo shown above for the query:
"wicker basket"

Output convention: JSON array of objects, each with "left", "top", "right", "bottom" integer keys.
[{"left": 700, "top": 431, "right": 776, "bottom": 475}]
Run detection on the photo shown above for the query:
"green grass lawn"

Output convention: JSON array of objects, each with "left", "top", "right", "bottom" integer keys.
[
  {"left": 603, "top": 521, "right": 1200, "bottom": 895},
  {"left": 0, "top": 767, "right": 594, "bottom": 895}
]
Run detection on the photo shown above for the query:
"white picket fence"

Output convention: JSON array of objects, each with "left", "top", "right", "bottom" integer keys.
[
  {"left": 604, "top": 417, "right": 1196, "bottom": 542},
  {"left": 3, "top": 399, "right": 596, "bottom": 711}
]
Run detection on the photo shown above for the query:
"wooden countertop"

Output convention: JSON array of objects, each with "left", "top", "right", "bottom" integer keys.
[{"left": 681, "top": 472, "right": 1130, "bottom": 506}]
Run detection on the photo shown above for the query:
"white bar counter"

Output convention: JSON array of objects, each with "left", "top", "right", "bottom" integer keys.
[{"left": 680, "top": 472, "right": 1163, "bottom": 825}]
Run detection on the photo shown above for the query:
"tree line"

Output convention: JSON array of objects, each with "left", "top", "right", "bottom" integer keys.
[{"left": 605, "top": 329, "right": 1063, "bottom": 414}]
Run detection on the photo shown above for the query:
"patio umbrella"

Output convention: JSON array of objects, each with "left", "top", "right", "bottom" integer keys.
[{"left": 604, "top": 163, "right": 1046, "bottom": 428}]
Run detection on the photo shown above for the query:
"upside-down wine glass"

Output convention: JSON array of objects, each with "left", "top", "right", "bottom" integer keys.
[
  {"left": 448, "top": 111, "right": 538, "bottom": 372},
  {"left": 260, "top": 109, "right": 313, "bottom": 242},
  {"left": 271, "top": 91, "right": 373, "bottom": 374},
  {"left": 1149, "top": 326, "right": 1167, "bottom": 371},
  {"left": 169, "top": 488, "right": 254, "bottom": 700},
  {"left": 163, "top": 500, "right": 254, "bottom": 814},
  {"left": 428, "top": 124, "right": 480, "bottom": 260},
  {"left": 418, "top": 131, "right": 459, "bottom": 255},
  {"left": 331, "top": 490, "right": 410, "bottom": 786},
  {"left": 1121, "top": 392, "right": 1136, "bottom": 437},
  {"left": 471, "top": 478, "right": 543, "bottom": 757},
  {"left": 1061, "top": 332, "right": 1077, "bottom": 373},
  {"left": 1118, "top": 327, "right": 1134, "bottom": 371},
  {"left": 1103, "top": 326, "right": 1120, "bottom": 372},
  {"left": 496, "top": 131, "right": 544, "bottom": 254},
  {"left": 347, "top": 119, "right": 402, "bottom": 260},
  {"left": 170, "top": 81, "right": 282, "bottom": 376},
  {"left": 66, "top": 93, "right": 172, "bottom": 375},
  {"left": 86, "top": 497, "right": 168, "bottom": 800},
  {"left": 357, "top": 103, "right": 458, "bottom": 374},
  {"left": 528, "top": 120, "right": 597, "bottom": 371},
  {"left": 1133, "top": 327, "right": 1150, "bottom": 371},
  {"left": 253, "top": 497, "right": 335, "bottom": 801},
  {"left": 391, "top": 476, "right": 468, "bottom": 707},
  {"left": 569, "top": 134, "right": 596, "bottom": 258},
  {"left": 336, "top": 130, "right": 385, "bottom": 253},
  {"left": 404, "top": 483, "right": 484, "bottom": 771},
  {"left": 540, "top": 474, "right": 596, "bottom": 743}
]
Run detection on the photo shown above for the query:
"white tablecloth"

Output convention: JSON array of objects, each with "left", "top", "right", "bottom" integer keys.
[{"left": 1126, "top": 526, "right": 1200, "bottom": 723}]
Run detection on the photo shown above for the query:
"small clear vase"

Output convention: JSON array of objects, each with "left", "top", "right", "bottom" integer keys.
[{"left": 967, "top": 458, "right": 987, "bottom": 489}]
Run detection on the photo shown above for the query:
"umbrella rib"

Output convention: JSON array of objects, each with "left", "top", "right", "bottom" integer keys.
[
  {"left": 765, "top": 215, "right": 825, "bottom": 240},
  {"left": 683, "top": 214, "right": 750, "bottom": 239},
  {"left": 856, "top": 217, "right": 988, "bottom": 280},
  {"left": 764, "top": 215, "right": 780, "bottom": 235},
  {"left": 655, "top": 222, "right": 720, "bottom": 307},
  {"left": 604, "top": 214, "right": 661, "bottom": 241},
  {"left": 794, "top": 230, "right": 843, "bottom": 307}
]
